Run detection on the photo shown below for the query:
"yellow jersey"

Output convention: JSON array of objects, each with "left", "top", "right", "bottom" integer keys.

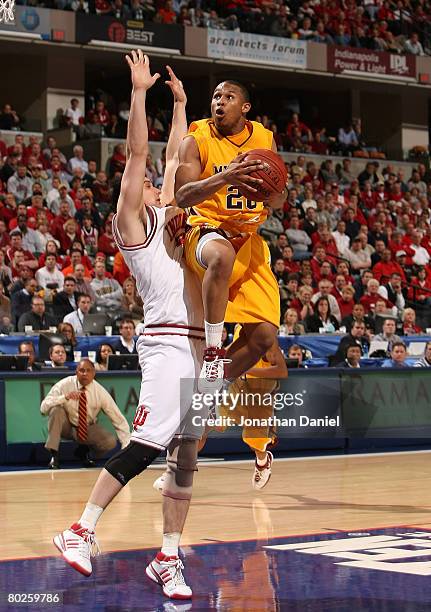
[{"left": 186, "top": 119, "right": 273, "bottom": 234}]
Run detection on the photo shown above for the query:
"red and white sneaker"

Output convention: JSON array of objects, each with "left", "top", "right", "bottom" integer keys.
[
  {"left": 198, "top": 347, "right": 231, "bottom": 394},
  {"left": 252, "top": 451, "right": 273, "bottom": 490},
  {"left": 146, "top": 552, "right": 192, "bottom": 599},
  {"left": 53, "top": 523, "right": 100, "bottom": 577}
]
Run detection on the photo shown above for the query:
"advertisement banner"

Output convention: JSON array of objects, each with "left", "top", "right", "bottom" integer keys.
[
  {"left": 341, "top": 370, "right": 431, "bottom": 436},
  {"left": 0, "top": 6, "right": 51, "bottom": 38},
  {"left": 75, "top": 14, "right": 184, "bottom": 52},
  {"left": 207, "top": 28, "right": 307, "bottom": 68},
  {"left": 5, "top": 375, "right": 140, "bottom": 443},
  {"left": 327, "top": 45, "right": 416, "bottom": 79}
]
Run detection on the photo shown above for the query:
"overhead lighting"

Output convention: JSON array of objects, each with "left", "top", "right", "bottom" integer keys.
[{"left": 88, "top": 39, "right": 180, "bottom": 55}]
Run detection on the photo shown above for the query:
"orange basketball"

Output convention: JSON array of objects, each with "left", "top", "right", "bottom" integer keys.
[{"left": 239, "top": 148, "right": 288, "bottom": 202}]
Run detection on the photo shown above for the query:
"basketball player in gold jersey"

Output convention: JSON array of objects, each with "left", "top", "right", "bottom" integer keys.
[
  {"left": 196, "top": 325, "right": 287, "bottom": 487},
  {"left": 174, "top": 81, "right": 287, "bottom": 389}
]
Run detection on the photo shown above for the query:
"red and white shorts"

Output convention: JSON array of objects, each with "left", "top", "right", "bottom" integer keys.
[{"left": 130, "top": 330, "right": 205, "bottom": 450}]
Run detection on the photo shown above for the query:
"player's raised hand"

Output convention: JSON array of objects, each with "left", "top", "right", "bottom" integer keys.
[
  {"left": 165, "top": 65, "right": 187, "bottom": 104},
  {"left": 126, "top": 50, "right": 160, "bottom": 91},
  {"left": 222, "top": 152, "right": 264, "bottom": 193}
]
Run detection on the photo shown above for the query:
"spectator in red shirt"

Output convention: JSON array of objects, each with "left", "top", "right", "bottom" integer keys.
[
  {"left": 88, "top": 101, "right": 110, "bottom": 127},
  {"left": 159, "top": 0, "right": 177, "bottom": 23},
  {"left": 312, "top": 225, "right": 339, "bottom": 265},
  {"left": 372, "top": 248, "right": 406, "bottom": 283},
  {"left": 0, "top": 219, "right": 10, "bottom": 251},
  {"left": 290, "top": 285, "right": 314, "bottom": 322},
  {"left": 57, "top": 219, "right": 82, "bottom": 254},
  {"left": 408, "top": 267, "right": 431, "bottom": 304},
  {"left": 360, "top": 278, "right": 393, "bottom": 314},
  {"left": 280, "top": 245, "right": 299, "bottom": 274},
  {"left": 402, "top": 307, "right": 422, "bottom": 335},
  {"left": 338, "top": 285, "right": 356, "bottom": 319},
  {"left": 286, "top": 113, "right": 312, "bottom": 142},
  {"left": 51, "top": 201, "right": 74, "bottom": 241},
  {"left": 310, "top": 245, "right": 327, "bottom": 279},
  {"left": 62, "top": 249, "right": 92, "bottom": 278},
  {"left": 113, "top": 250, "right": 130, "bottom": 286},
  {"left": 6, "top": 231, "right": 37, "bottom": 270},
  {"left": 98, "top": 220, "right": 118, "bottom": 257},
  {"left": 332, "top": 273, "right": 347, "bottom": 301}
]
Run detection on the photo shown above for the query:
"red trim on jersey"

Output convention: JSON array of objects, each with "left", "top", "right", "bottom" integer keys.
[
  {"left": 145, "top": 323, "right": 205, "bottom": 332},
  {"left": 141, "top": 332, "right": 205, "bottom": 340},
  {"left": 112, "top": 206, "right": 157, "bottom": 250}
]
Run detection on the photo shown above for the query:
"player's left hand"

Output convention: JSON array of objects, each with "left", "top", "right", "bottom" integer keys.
[
  {"left": 126, "top": 50, "right": 160, "bottom": 91},
  {"left": 165, "top": 65, "right": 187, "bottom": 104}
]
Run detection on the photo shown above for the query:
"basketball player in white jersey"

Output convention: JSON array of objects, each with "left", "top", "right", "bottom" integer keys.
[{"left": 53, "top": 51, "right": 205, "bottom": 600}]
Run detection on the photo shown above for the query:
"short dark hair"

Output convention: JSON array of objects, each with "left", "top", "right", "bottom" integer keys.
[
  {"left": 18, "top": 340, "right": 35, "bottom": 353},
  {"left": 49, "top": 343, "right": 65, "bottom": 357},
  {"left": 120, "top": 318, "right": 135, "bottom": 328},
  {"left": 220, "top": 80, "right": 250, "bottom": 103},
  {"left": 64, "top": 276, "right": 76, "bottom": 284},
  {"left": 346, "top": 343, "right": 362, "bottom": 355},
  {"left": 78, "top": 293, "right": 91, "bottom": 303},
  {"left": 392, "top": 341, "right": 406, "bottom": 351}
]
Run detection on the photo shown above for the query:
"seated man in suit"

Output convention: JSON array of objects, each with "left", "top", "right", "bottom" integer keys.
[
  {"left": 335, "top": 343, "right": 362, "bottom": 368},
  {"left": 112, "top": 318, "right": 137, "bottom": 354},
  {"left": 17, "top": 296, "right": 57, "bottom": 332},
  {"left": 53, "top": 276, "right": 81, "bottom": 320},
  {"left": 40, "top": 358, "right": 129, "bottom": 468},
  {"left": 18, "top": 340, "right": 42, "bottom": 371},
  {"left": 332, "top": 320, "right": 370, "bottom": 364}
]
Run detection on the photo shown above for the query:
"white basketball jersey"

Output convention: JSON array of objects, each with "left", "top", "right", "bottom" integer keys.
[{"left": 112, "top": 206, "right": 203, "bottom": 330}]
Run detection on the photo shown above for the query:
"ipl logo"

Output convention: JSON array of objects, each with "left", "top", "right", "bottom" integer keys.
[{"left": 390, "top": 55, "right": 409, "bottom": 75}]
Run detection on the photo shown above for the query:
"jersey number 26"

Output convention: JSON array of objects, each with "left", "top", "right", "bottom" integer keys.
[{"left": 226, "top": 186, "right": 257, "bottom": 210}]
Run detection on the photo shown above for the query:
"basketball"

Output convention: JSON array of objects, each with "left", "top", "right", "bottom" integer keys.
[{"left": 239, "top": 148, "right": 288, "bottom": 202}]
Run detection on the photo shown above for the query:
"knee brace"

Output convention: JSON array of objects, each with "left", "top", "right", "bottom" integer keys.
[
  {"left": 162, "top": 437, "right": 198, "bottom": 501},
  {"left": 105, "top": 441, "right": 161, "bottom": 486}
]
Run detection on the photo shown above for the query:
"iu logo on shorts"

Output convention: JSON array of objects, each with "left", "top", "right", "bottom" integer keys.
[{"left": 133, "top": 405, "right": 150, "bottom": 431}]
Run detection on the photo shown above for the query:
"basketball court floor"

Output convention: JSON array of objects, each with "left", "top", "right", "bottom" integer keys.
[{"left": 2, "top": 450, "right": 431, "bottom": 611}]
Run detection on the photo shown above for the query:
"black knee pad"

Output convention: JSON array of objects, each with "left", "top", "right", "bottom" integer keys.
[{"left": 104, "top": 441, "right": 161, "bottom": 486}]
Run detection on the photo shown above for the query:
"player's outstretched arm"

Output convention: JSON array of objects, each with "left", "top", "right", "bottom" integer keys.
[
  {"left": 174, "top": 143, "right": 265, "bottom": 209},
  {"left": 116, "top": 51, "right": 160, "bottom": 243},
  {"left": 160, "top": 65, "right": 187, "bottom": 207}
]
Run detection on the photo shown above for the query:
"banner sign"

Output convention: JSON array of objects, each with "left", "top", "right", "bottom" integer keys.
[
  {"left": 328, "top": 45, "right": 416, "bottom": 79},
  {"left": 341, "top": 370, "right": 431, "bottom": 436},
  {"left": 76, "top": 14, "right": 184, "bottom": 53},
  {"left": 207, "top": 28, "right": 307, "bottom": 68},
  {"left": 0, "top": 6, "right": 51, "bottom": 38}
]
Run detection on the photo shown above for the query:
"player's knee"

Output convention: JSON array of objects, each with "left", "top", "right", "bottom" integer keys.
[
  {"left": 249, "top": 325, "right": 277, "bottom": 354},
  {"left": 162, "top": 438, "right": 198, "bottom": 501},
  {"left": 104, "top": 441, "right": 161, "bottom": 486},
  {"left": 205, "top": 245, "right": 235, "bottom": 281}
]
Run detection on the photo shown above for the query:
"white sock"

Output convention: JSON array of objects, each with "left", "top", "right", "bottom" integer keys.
[
  {"left": 205, "top": 320, "right": 224, "bottom": 348},
  {"left": 256, "top": 453, "right": 268, "bottom": 467},
  {"left": 161, "top": 532, "right": 181, "bottom": 557},
  {"left": 79, "top": 503, "right": 104, "bottom": 531}
]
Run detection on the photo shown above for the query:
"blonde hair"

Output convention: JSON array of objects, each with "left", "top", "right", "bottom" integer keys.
[{"left": 402, "top": 307, "right": 415, "bottom": 322}]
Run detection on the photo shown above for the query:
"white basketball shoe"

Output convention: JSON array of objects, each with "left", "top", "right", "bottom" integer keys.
[
  {"left": 198, "top": 347, "right": 231, "bottom": 394},
  {"left": 252, "top": 451, "right": 273, "bottom": 490},
  {"left": 53, "top": 523, "right": 100, "bottom": 576},
  {"left": 146, "top": 552, "right": 192, "bottom": 599}
]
